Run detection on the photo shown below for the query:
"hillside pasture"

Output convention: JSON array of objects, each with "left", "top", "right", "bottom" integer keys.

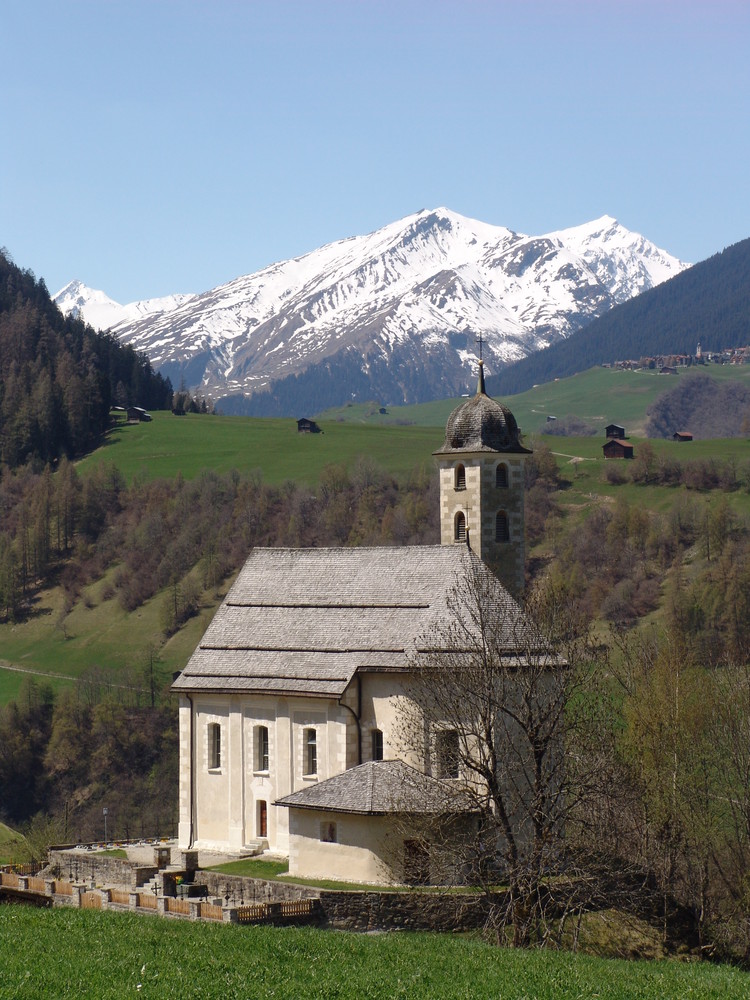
[
  {"left": 320, "top": 365, "right": 750, "bottom": 437},
  {"left": 77, "top": 412, "right": 443, "bottom": 484}
]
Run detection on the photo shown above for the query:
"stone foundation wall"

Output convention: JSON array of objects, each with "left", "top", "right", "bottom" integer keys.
[{"left": 317, "top": 890, "right": 501, "bottom": 933}]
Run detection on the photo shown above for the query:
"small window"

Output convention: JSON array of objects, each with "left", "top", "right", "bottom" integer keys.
[
  {"left": 256, "top": 725, "right": 269, "bottom": 772},
  {"left": 304, "top": 728, "right": 317, "bottom": 776},
  {"left": 496, "top": 463, "right": 508, "bottom": 488},
  {"left": 495, "top": 511, "right": 509, "bottom": 543},
  {"left": 371, "top": 728, "right": 384, "bottom": 762},
  {"left": 454, "top": 463, "right": 466, "bottom": 490},
  {"left": 208, "top": 723, "right": 221, "bottom": 770},
  {"left": 454, "top": 511, "right": 466, "bottom": 542},
  {"left": 320, "top": 821, "right": 337, "bottom": 843},
  {"left": 258, "top": 800, "right": 267, "bottom": 838},
  {"left": 436, "top": 729, "right": 459, "bottom": 779}
]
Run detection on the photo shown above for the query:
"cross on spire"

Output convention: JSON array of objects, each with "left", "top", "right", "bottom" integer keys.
[{"left": 475, "top": 334, "right": 484, "bottom": 362}]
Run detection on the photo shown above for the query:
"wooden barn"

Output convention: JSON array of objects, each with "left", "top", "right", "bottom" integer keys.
[
  {"left": 605, "top": 423, "right": 625, "bottom": 439},
  {"left": 603, "top": 439, "right": 634, "bottom": 460},
  {"left": 297, "top": 418, "right": 321, "bottom": 434}
]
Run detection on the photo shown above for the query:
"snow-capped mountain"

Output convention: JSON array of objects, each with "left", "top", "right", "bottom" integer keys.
[
  {"left": 55, "top": 280, "right": 196, "bottom": 332},
  {"left": 54, "top": 209, "right": 688, "bottom": 415}
]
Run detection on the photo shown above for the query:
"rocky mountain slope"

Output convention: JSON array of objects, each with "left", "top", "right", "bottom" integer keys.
[{"left": 54, "top": 208, "right": 687, "bottom": 414}]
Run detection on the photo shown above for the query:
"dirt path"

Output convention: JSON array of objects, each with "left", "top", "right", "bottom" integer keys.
[{"left": 0, "top": 659, "right": 76, "bottom": 683}]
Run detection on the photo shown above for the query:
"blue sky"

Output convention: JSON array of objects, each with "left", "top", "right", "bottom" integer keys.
[{"left": 3, "top": 0, "right": 749, "bottom": 303}]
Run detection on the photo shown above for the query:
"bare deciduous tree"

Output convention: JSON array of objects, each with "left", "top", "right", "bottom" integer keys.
[{"left": 393, "top": 562, "right": 609, "bottom": 946}]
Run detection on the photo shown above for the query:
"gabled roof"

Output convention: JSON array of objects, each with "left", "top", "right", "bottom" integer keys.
[
  {"left": 274, "top": 760, "right": 478, "bottom": 815},
  {"left": 172, "top": 545, "right": 542, "bottom": 696}
]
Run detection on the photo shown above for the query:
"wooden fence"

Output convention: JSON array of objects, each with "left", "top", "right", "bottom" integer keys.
[
  {"left": 110, "top": 890, "right": 130, "bottom": 906},
  {"left": 138, "top": 893, "right": 157, "bottom": 910},
  {"left": 200, "top": 902, "right": 223, "bottom": 921},
  {"left": 0, "top": 873, "right": 19, "bottom": 889},
  {"left": 28, "top": 877, "right": 46, "bottom": 893},
  {"left": 81, "top": 892, "right": 102, "bottom": 910},
  {"left": 166, "top": 898, "right": 191, "bottom": 916},
  {"left": 55, "top": 880, "right": 74, "bottom": 897},
  {"left": 236, "top": 899, "right": 318, "bottom": 924}
]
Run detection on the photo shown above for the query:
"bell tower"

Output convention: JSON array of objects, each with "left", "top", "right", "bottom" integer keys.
[{"left": 433, "top": 350, "right": 531, "bottom": 596}]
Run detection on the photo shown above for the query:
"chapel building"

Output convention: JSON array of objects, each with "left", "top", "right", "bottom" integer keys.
[{"left": 172, "top": 364, "right": 536, "bottom": 884}]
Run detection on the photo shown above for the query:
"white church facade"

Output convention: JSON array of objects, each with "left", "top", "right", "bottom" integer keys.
[{"left": 173, "top": 363, "right": 540, "bottom": 884}]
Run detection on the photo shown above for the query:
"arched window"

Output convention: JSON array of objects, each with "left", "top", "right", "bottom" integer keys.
[
  {"left": 255, "top": 725, "right": 269, "bottom": 772},
  {"left": 454, "top": 463, "right": 466, "bottom": 490},
  {"left": 495, "top": 511, "right": 509, "bottom": 543},
  {"left": 495, "top": 463, "right": 508, "bottom": 488},
  {"left": 454, "top": 511, "right": 466, "bottom": 542}
]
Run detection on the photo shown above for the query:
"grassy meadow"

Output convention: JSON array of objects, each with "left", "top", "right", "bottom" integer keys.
[
  {"left": 319, "top": 363, "right": 750, "bottom": 436},
  {"left": 76, "top": 411, "right": 443, "bottom": 484},
  {"left": 0, "top": 908, "right": 748, "bottom": 1000}
]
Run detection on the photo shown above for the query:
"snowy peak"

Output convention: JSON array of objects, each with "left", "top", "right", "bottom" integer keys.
[
  {"left": 54, "top": 281, "right": 197, "bottom": 331},
  {"left": 54, "top": 209, "right": 689, "bottom": 415}
]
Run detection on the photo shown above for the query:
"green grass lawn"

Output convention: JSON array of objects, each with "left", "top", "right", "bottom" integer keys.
[{"left": 0, "top": 908, "right": 747, "bottom": 999}]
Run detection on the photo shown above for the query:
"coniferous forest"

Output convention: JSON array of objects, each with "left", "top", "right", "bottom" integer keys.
[{"left": 0, "top": 249, "right": 172, "bottom": 469}]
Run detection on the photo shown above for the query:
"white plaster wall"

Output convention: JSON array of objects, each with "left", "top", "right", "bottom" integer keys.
[
  {"left": 288, "top": 809, "right": 395, "bottom": 884},
  {"left": 187, "top": 692, "right": 352, "bottom": 854}
]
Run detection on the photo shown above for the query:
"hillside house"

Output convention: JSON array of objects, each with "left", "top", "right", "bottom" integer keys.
[
  {"left": 174, "top": 363, "right": 547, "bottom": 885},
  {"left": 605, "top": 423, "right": 625, "bottom": 439},
  {"left": 673, "top": 431, "right": 693, "bottom": 442},
  {"left": 127, "top": 406, "right": 152, "bottom": 422},
  {"left": 297, "top": 418, "right": 321, "bottom": 433},
  {"left": 603, "top": 439, "right": 634, "bottom": 460}
]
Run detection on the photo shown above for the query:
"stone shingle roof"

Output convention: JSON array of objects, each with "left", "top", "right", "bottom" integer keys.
[
  {"left": 172, "top": 545, "right": 542, "bottom": 696},
  {"left": 274, "top": 760, "right": 478, "bottom": 815},
  {"left": 434, "top": 381, "right": 531, "bottom": 456}
]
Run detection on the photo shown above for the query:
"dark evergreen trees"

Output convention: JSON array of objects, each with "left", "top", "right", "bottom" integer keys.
[{"left": 0, "top": 249, "right": 172, "bottom": 469}]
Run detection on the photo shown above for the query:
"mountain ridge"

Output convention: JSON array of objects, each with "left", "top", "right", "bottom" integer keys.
[{"left": 54, "top": 208, "right": 687, "bottom": 415}]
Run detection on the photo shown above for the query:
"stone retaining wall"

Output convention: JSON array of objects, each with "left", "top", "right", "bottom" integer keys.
[{"left": 317, "top": 890, "right": 501, "bottom": 933}]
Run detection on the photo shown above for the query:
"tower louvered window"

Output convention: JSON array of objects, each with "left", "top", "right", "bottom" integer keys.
[
  {"left": 496, "top": 511, "right": 509, "bottom": 542},
  {"left": 496, "top": 463, "right": 508, "bottom": 488},
  {"left": 454, "top": 511, "right": 466, "bottom": 541},
  {"left": 454, "top": 464, "right": 466, "bottom": 490}
]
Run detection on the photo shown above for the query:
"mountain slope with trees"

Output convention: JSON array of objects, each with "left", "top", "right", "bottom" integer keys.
[
  {"left": 0, "top": 249, "right": 172, "bottom": 470},
  {"left": 489, "top": 236, "right": 750, "bottom": 397}
]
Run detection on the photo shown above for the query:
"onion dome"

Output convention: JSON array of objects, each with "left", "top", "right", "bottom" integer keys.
[{"left": 434, "top": 361, "right": 531, "bottom": 455}]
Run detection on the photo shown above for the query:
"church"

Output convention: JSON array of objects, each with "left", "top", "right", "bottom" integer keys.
[{"left": 173, "top": 362, "right": 541, "bottom": 885}]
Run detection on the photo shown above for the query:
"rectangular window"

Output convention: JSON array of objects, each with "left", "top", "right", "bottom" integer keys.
[
  {"left": 320, "top": 821, "right": 337, "bottom": 843},
  {"left": 304, "top": 728, "right": 317, "bottom": 776},
  {"left": 436, "top": 729, "right": 459, "bottom": 779},
  {"left": 256, "top": 725, "right": 269, "bottom": 772},
  {"left": 371, "top": 728, "right": 384, "bottom": 762},
  {"left": 208, "top": 722, "right": 221, "bottom": 770}
]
